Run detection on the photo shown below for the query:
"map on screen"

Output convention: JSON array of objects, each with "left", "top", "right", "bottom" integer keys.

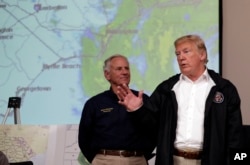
[{"left": 0, "top": 0, "right": 220, "bottom": 124}]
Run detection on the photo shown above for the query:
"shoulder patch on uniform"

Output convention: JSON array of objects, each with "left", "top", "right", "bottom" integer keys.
[{"left": 213, "top": 91, "right": 224, "bottom": 103}]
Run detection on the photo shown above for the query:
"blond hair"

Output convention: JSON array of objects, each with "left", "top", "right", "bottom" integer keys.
[{"left": 174, "top": 34, "right": 208, "bottom": 64}]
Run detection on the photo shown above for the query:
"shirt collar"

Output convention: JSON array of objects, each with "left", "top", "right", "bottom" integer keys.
[
  {"left": 108, "top": 87, "right": 120, "bottom": 100},
  {"left": 180, "top": 69, "right": 210, "bottom": 83}
]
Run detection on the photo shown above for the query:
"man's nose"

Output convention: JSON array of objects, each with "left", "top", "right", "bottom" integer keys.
[
  {"left": 121, "top": 68, "right": 129, "bottom": 74},
  {"left": 178, "top": 53, "right": 184, "bottom": 60}
]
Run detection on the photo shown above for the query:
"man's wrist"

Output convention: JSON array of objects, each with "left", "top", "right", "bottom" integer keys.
[{"left": 127, "top": 102, "right": 143, "bottom": 112}]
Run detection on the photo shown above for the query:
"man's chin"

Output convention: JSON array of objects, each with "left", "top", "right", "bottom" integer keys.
[
  {"left": 118, "top": 82, "right": 129, "bottom": 86},
  {"left": 180, "top": 68, "right": 190, "bottom": 74}
]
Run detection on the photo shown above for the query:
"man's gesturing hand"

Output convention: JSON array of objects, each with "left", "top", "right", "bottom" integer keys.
[{"left": 116, "top": 84, "right": 143, "bottom": 112}]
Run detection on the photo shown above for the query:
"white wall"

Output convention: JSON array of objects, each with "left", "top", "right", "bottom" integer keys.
[{"left": 223, "top": 0, "right": 250, "bottom": 124}]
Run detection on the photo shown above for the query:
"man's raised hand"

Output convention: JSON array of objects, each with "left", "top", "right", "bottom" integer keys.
[{"left": 116, "top": 84, "right": 143, "bottom": 112}]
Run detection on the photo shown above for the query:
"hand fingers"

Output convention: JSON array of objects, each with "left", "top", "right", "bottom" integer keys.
[
  {"left": 138, "top": 90, "right": 144, "bottom": 99},
  {"left": 116, "top": 90, "right": 123, "bottom": 101},
  {"left": 119, "top": 84, "right": 129, "bottom": 93},
  {"left": 117, "top": 85, "right": 128, "bottom": 101},
  {"left": 117, "top": 84, "right": 129, "bottom": 95}
]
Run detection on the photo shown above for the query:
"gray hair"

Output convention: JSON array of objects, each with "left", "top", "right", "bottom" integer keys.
[{"left": 103, "top": 54, "right": 128, "bottom": 72}]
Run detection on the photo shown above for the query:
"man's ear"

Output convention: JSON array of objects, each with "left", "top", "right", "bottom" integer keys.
[
  {"left": 104, "top": 70, "right": 110, "bottom": 80},
  {"left": 200, "top": 50, "right": 207, "bottom": 61}
]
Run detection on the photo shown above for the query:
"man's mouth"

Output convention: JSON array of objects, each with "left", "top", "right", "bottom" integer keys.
[{"left": 180, "top": 63, "right": 186, "bottom": 67}]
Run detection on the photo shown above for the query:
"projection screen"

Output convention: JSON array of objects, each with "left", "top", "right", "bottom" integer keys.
[{"left": 0, "top": 0, "right": 222, "bottom": 124}]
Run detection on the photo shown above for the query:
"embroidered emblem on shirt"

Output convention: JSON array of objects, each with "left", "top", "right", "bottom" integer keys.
[
  {"left": 213, "top": 91, "right": 224, "bottom": 103},
  {"left": 101, "top": 108, "right": 113, "bottom": 112}
]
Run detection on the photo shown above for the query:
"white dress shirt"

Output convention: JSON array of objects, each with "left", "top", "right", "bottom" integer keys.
[{"left": 172, "top": 70, "right": 215, "bottom": 150}]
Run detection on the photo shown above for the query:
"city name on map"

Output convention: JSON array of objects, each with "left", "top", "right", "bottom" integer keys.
[
  {"left": 43, "top": 63, "right": 81, "bottom": 71},
  {"left": 0, "top": 28, "right": 13, "bottom": 40}
]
